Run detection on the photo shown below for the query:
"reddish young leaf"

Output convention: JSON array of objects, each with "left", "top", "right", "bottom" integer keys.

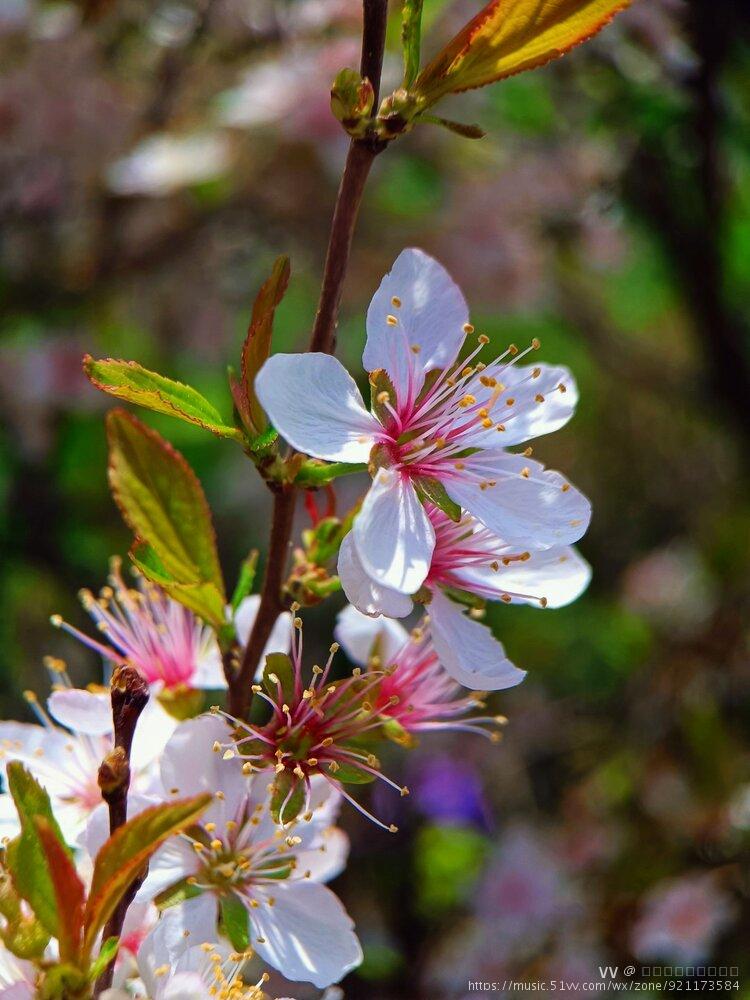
[
  {"left": 82, "top": 794, "right": 211, "bottom": 956},
  {"left": 34, "top": 817, "right": 85, "bottom": 965},
  {"left": 415, "top": 0, "right": 632, "bottom": 102},
  {"left": 240, "top": 256, "right": 291, "bottom": 434}
]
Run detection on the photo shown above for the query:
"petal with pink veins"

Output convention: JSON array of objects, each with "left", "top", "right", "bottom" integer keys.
[
  {"left": 353, "top": 469, "right": 435, "bottom": 595},
  {"left": 429, "top": 590, "right": 526, "bottom": 691},
  {"left": 255, "top": 353, "right": 379, "bottom": 462},
  {"left": 337, "top": 534, "right": 413, "bottom": 619},
  {"left": 364, "top": 248, "right": 468, "bottom": 404}
]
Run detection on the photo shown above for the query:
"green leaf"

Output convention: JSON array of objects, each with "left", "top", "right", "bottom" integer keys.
[
  {"left": 263, "top": 652, "right": 295, "bottom": 705},
  {"left": 34, "top": 818, "right": 85, "bottom": 964},
  {"left": 83, "top": 357, "right": 243, "bottom": 442},
  {"left": 239, "top": 256, "right": 291, "bottom": 434},
  {"left": 88, "top": 937, "right": 119, "bottom": 982},
  {"left": 5, "top": 762, "right": 71, "bottom": 938},
  {"left": 130, "top": 542, "right": 226, "bottom": 628},
  {"left": 220, "top": 894, "right": 250, "bottom": 952},
  {"left": 270, "top": 771, "right": 305, "bottom": 825},
  {"left": 107, "top": 409, "right": 226, "bottom": 614},
  {"left": 401, "top": 0, "right": 424, "bottom": 88},
  {"left": 333, "top": 763, "right": 376, "bottom": 784},
  {"left": 414, "top": 476, "right": 462, "bottom": 522},
  {"left": 230, "top": 551, "right": 258, "bottom": 614},
  {"left": 83, "top": 794, "right": 211, "bottom": 955}
]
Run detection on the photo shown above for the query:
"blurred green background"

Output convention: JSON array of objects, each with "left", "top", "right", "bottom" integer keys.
[{"left": 1, "top": 0, "right": 750, "bottom": 996}]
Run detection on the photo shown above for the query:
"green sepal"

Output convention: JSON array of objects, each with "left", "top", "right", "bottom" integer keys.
[
  {"left": 263, "top": 652, "right": 295, "bottom": 704},
  {"left": 220, "top": 894, "right": 250, "bottom": 953},
  {"left": 382, "top": 717, "right": 415, "bottom": 748},
  {"left": 270, "top": 771, "right": 305, "bottom": 825},
  {"left": 294, "top": 460, "right": 367, "bottom": 488},
  {"left": 157, "top": 684, "right": 206, "bottom": 721},
  {"left": 369, "top": 369, "right": 397, "bottom": 426},
  {"left": 155, "top": 877, "right": 204, "bottom": 910},
  {"left": 332, "top": 763, "right": 376, "bottom": 784},
  {"left": 441, "top": 586, "right": 487, "bottom": 611},
  {"left": 88, "top": 937, "right": 119, "bottom": 982},
  {"left": 414, "top": 476, "right": 461, "bottom": 522}
]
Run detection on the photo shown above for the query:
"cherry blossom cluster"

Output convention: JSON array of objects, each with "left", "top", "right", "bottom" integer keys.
[{"left": 0, "top": 249, "right": 590, "bottom": 998}]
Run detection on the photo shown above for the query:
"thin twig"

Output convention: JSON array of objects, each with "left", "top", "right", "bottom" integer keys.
[
  {"left": 228, "top": 0, "right": 389, "bottom": 718},
  {"left": 93, "top": 665, "right": 149, "bottom": 996}
]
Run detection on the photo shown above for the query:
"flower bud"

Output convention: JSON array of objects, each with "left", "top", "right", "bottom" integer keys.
[{"left": 330, "top": 68, "right": 375, "bottom": 138}]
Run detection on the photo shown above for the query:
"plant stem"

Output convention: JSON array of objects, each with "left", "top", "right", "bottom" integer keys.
[
  {"left": 229, "top": 0, "right": 389, "bottom": 718},
  {"left": 93, "top": 666, "right": 149, "bottom": 997},
  {"left": 228, "top": 485, "right": 296, "bottom": 718}
]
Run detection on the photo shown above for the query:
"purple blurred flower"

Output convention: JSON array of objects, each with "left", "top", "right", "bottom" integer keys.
[{"left": 411, "top": 755, "right": 492, "bottom": 831}]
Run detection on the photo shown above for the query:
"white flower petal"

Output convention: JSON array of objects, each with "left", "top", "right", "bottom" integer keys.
[
  {"left": 353, "top": 470, "right": 435, "bottom": 594},
  {"left": 255, "top": 353, "right": 379, "bottom": 462},
  {"left": 139, "top": 895, "right": 219, "bottom": 973},
  {"left": 47, "top": 689, "right": 113, "bottom": 735},
  {"left": 364, "top": 249, "right": 467, "bottom": 402},
  {"left": 251, "top": 881, "right": 362, "bottom": 988},
  {"left": 233, "top": 594, "right": 261, "bottom": 646},
  {"left": 429, "top": 590, "right": 526, "bottom": 691},
  {"left": 130, "top": 700, "right": 178, "bottom": 772},
  {"left": 473, "top": 364, "right": 579, "bottom": 447},
  {"left": 233, "top": 595, "right": 294, "bottom": 680},
  {"left": 334, "top": 603, "right": 409, "bottom": 666},
  {"left": 191, "top": 641, "right": 226, "bottom": 690},
  {"left": 159, "top": 715, "right": 247, "bottom": 828},
  {"left": 337, "top": 534, "right": 413, "bottom": 619},
  {"left": 448, "top": 453, "right": 591, "bottom": 548},
  {"left": 137, "top": 838, "right": 199, "bottom": 904},
  {"left": 456, "top": 545, "right": 592, "bottom": 609},
  {"left": 296, "top": 827, "right": 350, "bottom": 884}
]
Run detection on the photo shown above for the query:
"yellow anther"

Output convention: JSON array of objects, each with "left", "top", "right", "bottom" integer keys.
[
  {"left": 535, "top": 393, "right": 545, "bottom": 403},
  {"left": 532, "top": 337, "right": 541, "bottom": 349},
  {"left": 377, "top": 391, "right": 390, "bottom": 404},
  {"left": 386, "top": 314, "right": 398, "bottom": 326},
  {"left": 463, "top": 323, "right": 474, "bottom": 334},
  {"left": 391, "top": 296, "right": 402, "bottom": 307},
  {"left": 478, "top": 333, "right": 489, "bottom": 345}
]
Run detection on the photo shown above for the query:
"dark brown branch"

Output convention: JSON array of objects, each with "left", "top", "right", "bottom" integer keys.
[
  {"left": 228, "top": 0, "right": 389, "bottom": 718},
  {"left": 93, "top": 665, "right": 149, "bottom": 996},
  {"left": 228, "top": 486, "right": 296, "bottom": 718},
  {"left": 308, "top": 140, "right": 383, "bottom": 354}
]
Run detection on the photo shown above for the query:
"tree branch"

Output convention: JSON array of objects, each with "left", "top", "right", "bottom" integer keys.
[
  {"left": 228, "top": 0, "right": 389, "bottom": 719},
  {"left": 93, "top": 665, "right": 149, "bottom": 996}
]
